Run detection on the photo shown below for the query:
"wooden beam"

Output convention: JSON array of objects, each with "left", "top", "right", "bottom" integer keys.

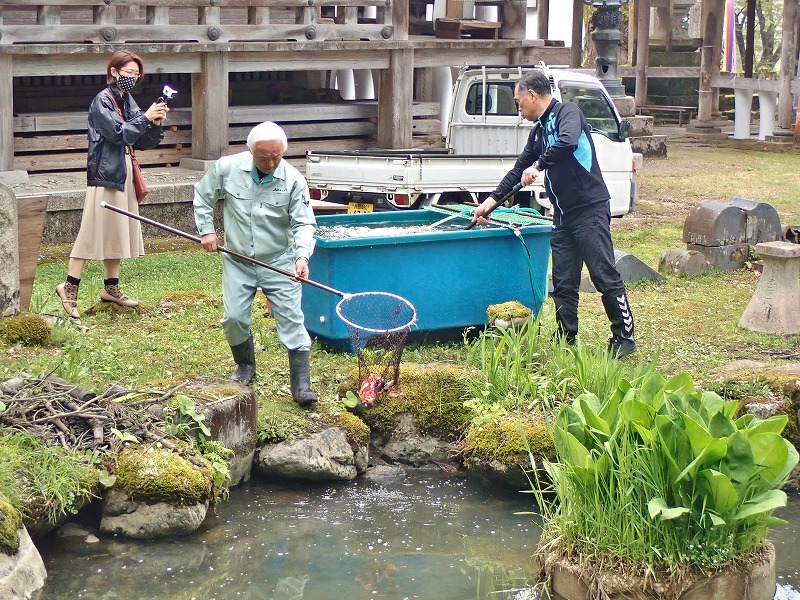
[
  {"left": 778, "top": 0, "right": 799, "bottom": 129},
  {"left": 635, "top": 0, "right": 650, "bottom": 106},
  {"left": 537, "top": 0, "right": 549, "bottom": 41},
  {"left": 191, "top": 51, "right": 229, "bottom": 160},
  {"left": 0, "top": 55, "right": 13, "bottom": 171},
  {"left": 377, "top": 48, "right": 413, "bottom": 148}
]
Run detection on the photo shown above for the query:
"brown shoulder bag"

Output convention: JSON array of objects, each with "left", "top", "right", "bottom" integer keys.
[{"left": 104, "top": 90, "right": 149, "bottom": 203}]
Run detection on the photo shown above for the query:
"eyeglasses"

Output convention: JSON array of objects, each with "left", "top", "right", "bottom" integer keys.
[{"left": 118, "top": 69, "right": 140, "bottom": 78}]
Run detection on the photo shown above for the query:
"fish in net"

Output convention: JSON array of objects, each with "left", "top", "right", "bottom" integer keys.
[{"left": 336, "top": 292, "right": 417, "bottom": 406}]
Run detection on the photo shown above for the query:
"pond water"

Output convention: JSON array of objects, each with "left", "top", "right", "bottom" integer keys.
[{"left": 36, "top": 470, "right": 800, "bottom": 600}]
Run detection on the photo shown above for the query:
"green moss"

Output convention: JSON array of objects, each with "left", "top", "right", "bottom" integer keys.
[
  {"left": 158, "top": 290, "right": 217, "bottom": 310},
  {"left": 0, "top": 312, "right": 51, "bottom": 345},
  {"left": 462, "top": 414, "right": 554, "bottom": 462},
  {"left": 115, "top": 443, "right": 213, "bottom": 506},
  {"left": 333, "top": 410, "right": 371, "bottom": 447},
  {"left": 0, "top": 496, "right": 23, "bottom": 556},
  {"left": 85, "top": 302, "right": 153, "bottom": 317},
  {"left": 343, "top": 363, "right": 475, "bottom": 440},
  {"left": 486, "top": 301, "right": 532, "bottom": 324}
]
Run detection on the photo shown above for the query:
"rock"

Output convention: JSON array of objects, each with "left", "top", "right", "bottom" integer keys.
[
  {"left": 659, "top": 248, "right": 711, "bottom": 276},
  {"left": 100, "top": 487, "right": 208, "bottom": 539},
  {"left": 254, "top": 427, "right": 366, "bottom": 481},
  {"left": 99, "top": 443, "right": 214, "bottom": 539},
  {"left": 376, "top": 414, "right": 458, "bottom": 467},
  {"left": 0, "top": 527, "right": 47, "bottom": 600}
]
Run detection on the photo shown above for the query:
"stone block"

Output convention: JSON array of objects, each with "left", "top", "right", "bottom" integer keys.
[
  {"left": 195, "top": 382, "right": 258, "bottom": 487},
  {"left": 581, "top": 250, "right": 665, "bottom": 292},
  {"left": 611, "top": 95, "right": 636, "bottom": 118},
  {"left": 0, "top": 184, "right": 19, "bottom": 317},
  {"left": 687, "top": 243, "right": 750, "bottom": 271},
  {"left": 0, "top": 171, "right": 30, "bottom": 186},
  {"left": 630, "top": 135, "right": 668, "bottom": 157},
  {"left": 625, "top": 115, "right": 653, "bottom": 136},
  {"left": 729, "top": 197, "right": 783, "bottom": 244},
  {"left": 739, "top": 241, "right": 800, "bottom": 335},
  {"left": 683, "top": 200, "right": 746, "bottom": 246},
  {"left": 658, "top": 248, "right": 711, "bottom": 276}
]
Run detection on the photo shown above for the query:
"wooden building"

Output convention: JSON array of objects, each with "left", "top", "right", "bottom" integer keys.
[
  {"left": 0, "top": 0, "right": 569, "bottom": 179},
  {"left": 1, "top": 0, "right": 798, "bottom": 182}
]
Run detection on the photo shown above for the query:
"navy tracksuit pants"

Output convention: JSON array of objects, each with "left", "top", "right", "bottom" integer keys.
[{"left": 550, "top": 201, "right": 635, "bottom": 343}]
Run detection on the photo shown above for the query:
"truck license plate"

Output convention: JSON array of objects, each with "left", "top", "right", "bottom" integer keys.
[{"left": 348, "top": 202, "right": 373, "bottom": 214}]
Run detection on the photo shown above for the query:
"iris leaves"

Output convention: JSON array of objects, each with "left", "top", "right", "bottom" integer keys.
[{"left": 536, "top": 367, "right": 798, "bottom": 569}]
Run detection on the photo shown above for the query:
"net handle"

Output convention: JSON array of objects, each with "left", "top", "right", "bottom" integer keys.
[
  {"left": 336, "top": 291, "right": 417, "bottom": 335},
  {"left": 101, "top": 202, "right": 346, "bottom": 297}
]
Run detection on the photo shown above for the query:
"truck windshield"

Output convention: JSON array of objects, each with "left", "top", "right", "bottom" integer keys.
[
  {"left": 464, "top": 82, "right": 519, "bottom": 116},
  {"left": 558, "top": 83, "right": 619, "bottom": 137}
]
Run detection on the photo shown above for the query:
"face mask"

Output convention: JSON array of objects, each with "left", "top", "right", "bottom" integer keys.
[{"left": 117, "top": 75, "right": 137, "bottom": 93}]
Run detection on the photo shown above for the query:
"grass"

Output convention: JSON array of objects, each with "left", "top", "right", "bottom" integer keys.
[{"left": 2, "top": 141, "right": 799, "bottom": 396}]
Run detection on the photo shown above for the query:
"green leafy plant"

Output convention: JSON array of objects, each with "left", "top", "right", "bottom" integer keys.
[
  {"left": 163, "top": 394, "right": 211, "bottom": 438},
  {"left": 531, "top": 365, "right": 799, "bottom": 575}
]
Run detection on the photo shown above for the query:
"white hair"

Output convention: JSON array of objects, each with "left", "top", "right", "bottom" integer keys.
[{"left": 246, "top": 121, "right": 288, "bottom": 152}]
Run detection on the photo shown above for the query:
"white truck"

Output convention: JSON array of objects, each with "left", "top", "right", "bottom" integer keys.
[{"left": 306, "top": 64, "right": 641, "bottom": 217}]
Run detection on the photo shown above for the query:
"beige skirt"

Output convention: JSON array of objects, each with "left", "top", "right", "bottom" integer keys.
[{"left": 70, "top": 154, "right": 145, "bottom": 261}]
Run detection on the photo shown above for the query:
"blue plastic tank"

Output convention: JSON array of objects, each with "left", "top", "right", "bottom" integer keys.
[{"left": 302, "top": 209, "right": 551, "bottom": 349}]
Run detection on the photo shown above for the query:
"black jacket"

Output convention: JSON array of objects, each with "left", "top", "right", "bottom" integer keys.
[
  {"left": 493, "top": 98, "right": 610, "bottom": 220},
  {"left": 86, "top": 86, "right": 164, "bottom": 190}
]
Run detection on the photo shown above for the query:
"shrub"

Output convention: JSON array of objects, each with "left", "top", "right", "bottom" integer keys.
[
  {"left": 532, "top": 365, "right": 799, "bottom": 575},
  {"left": 1, "top": 313, "right": 51, "bottom": 345}
]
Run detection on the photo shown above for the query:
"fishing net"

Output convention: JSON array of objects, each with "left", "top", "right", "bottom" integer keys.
[{"left": 336, "top": 292, "right": 417, "bottom": 406}]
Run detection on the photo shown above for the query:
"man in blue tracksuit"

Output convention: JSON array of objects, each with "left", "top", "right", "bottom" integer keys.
[{"left": 473, "top": 69, "right": 636, "bottom": 359}]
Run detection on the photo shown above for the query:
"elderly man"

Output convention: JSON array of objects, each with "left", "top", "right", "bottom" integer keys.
[
  {"left": 473, "top": 69, "right": 636, "bottom": 359},
  {"left": 193, "top": 121, "right": 319, "bottom": 406}
]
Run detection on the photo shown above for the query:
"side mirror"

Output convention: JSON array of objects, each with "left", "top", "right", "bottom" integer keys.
[{"left": 618, "top": 119, "right": 631, "bottom": 141}]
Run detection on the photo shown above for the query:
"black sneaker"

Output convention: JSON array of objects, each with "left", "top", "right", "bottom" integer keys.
[{"left": 608, "top": 337, "right": 637, "bottom": 360}]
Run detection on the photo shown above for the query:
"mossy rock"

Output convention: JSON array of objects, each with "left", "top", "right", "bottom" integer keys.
[
  {"left": 0, "top": 312, "right": 51, "bottom": 345},
  {"left": 84, "top": 302, "right": 154, "bottom": 317},
  {"left": 462, "top": 413, "right": 553, "bottom": 462},
  {"left": 333, "top": 410, "right": 371, "bottom": 448},
  {"left": 486, "top": 300, "right": 532, "bottom": 324},
  {"left": 340, "top": 363, "right": 475, "bottom": 440},
  {"left": 114, "top": 443, "right": 214, "bottom": 506},
  {"left": 157, "top": 290, "right": 218, "bottom": 311},
  {"left": 0, "top": 495, "right": 23, "bottom": 556}
]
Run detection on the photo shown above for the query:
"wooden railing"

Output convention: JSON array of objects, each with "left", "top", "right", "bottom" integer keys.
[{"left": 0, "top": 0, "right": 397, "bottom": 44}]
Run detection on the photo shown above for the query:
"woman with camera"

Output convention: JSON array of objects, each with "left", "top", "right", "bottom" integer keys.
[{"left": 56, "top": 49, "right": 169, "bottom": 320}]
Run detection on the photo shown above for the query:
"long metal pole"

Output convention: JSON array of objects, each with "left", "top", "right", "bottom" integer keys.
[{"left": 100, "top": 202, "right": 346, "bottom": 298}]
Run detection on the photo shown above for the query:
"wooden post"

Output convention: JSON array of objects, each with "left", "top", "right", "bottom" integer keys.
[
  {"left": 500, "top": 0, "right": 526, "bottom": 40},
  {"left": 665, "top": 0, "right": 673, "bottom": 52},
  {"left": 537, "top": 0, "right": 549, "bottom": 40},
  {"left": 697, "top": 0, "right": 723, "bottom": 123},
  {"left": 634, "top": 0, "right": 650, "bottom": 107},
  {"left": 377, "top": 49, "right": 413, "bottom": 149},
  {"left": 571, "top": 0, "right": 584, "bottom": 67},
  {"left": 191, "top": 52, "right": 229, "bottom": 161},
  {"left": 627, "top": 0, "right": 636, "bottom": 66},
  {"left": 777, "top": 0, "right": 799, "bottom": 129},
  {"left": 393, "top": 0, "right": 409, "bottom": 40},
  {"left": 0, "top": 55, "right": 13, "bottom": 172}
]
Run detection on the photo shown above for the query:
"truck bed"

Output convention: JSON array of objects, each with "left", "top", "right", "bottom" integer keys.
[{"left": 306, "top": 150, "right": 521, "bottom": 195}]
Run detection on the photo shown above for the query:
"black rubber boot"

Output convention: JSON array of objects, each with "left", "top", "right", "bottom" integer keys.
[
  {"left": 229, "top": 336, "right": 256, "bottom": 385},
  {"left": 601, "top": 291, "right": 637, "bottom": 359},
  {"left": 288, "top": 349, "right": 319, "bottom": 407}
]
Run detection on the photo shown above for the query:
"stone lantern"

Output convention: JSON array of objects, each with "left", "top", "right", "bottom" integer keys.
[{"left": 583, "top": 0, "right": 629, "bottom": 97}]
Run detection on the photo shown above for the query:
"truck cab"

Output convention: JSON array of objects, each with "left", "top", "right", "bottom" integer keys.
[{"left": 448, "top": 64, "right": 638, "bottom": 216}]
